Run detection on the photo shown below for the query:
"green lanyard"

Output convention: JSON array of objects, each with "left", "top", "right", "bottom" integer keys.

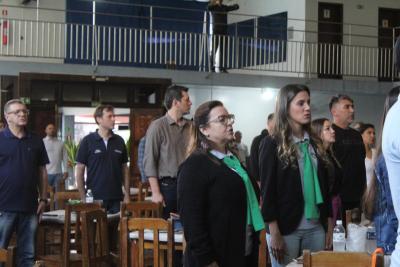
[
  {"left": 298, "top": 140, "right": 323, "bottom": 219},
  {"left": 222, "top": 155, "right": 265, "bottom": 231}
]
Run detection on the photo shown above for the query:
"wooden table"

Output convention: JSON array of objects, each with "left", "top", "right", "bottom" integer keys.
[{"left": 37, "top": 209, "right": 120, "bottom": 256}]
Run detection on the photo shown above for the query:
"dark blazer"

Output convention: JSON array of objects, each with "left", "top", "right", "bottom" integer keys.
[
  {"left": 178, "top": 150, "right": 260, "bottom": 267},
  {"left": 259, "top": 136, "right": 332, "bottom": 235},
  {"left": 249, "top": 129, "right": 269, "bottom": 181}
]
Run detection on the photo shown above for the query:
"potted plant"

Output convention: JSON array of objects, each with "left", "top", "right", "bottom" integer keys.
[{"left": 64, "top": 136, "right": 79, "bottom": 189}]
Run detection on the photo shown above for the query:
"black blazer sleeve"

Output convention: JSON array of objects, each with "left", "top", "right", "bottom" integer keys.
[
  {"left": 226, "top": 4, "right": 239, "bottom": 12},
  {"left": 259, "top": 136, "right": 279, "bottom": 222},
  {"left": 208, "top": 4, "right": 239, "bottom": 12},
  {"left": 177, "top": 155, "right": 216, "bottom": 266}
]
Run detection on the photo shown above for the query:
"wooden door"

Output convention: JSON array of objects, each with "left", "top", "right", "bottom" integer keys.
[
  {"left": 378, "top": 8, "right": 400, "bottom": 81},
  {"left": 318, "top": 3, "right": 343, "bottom": 79},
  {"left": 129, "top": 108, "right": 164, "bottom": 181},
  {"left": 29, "top": 107, "right": 56, "bottom": 138}
]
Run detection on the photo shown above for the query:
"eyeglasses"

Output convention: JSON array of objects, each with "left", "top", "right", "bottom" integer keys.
[
  {"left": 208, "top": 114, "right": 235, "bottom": 125},
  {"left": 7, "top": 109, "right": 29, "bottom": 116}
]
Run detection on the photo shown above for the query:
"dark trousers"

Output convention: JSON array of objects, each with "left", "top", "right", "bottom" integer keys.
[
  {"left": 159, "top": 177, "right": 178, "bottom": 220},
  {"left": 102, "top": 199, "right": 122, "bottom": 214},
  {"left": 210, "top": 33, "right": 226, "bottom": 70},
  {"left": 159, "top": 177, "right": 182, "bottom": 267}
]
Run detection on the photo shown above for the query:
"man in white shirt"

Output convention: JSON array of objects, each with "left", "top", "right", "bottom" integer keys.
[
  {"left": 382, "top": 89, "right": 400, "bottom": 267},
  {"left": 43, "top": 123, "right": 68, "bottom": 192}
]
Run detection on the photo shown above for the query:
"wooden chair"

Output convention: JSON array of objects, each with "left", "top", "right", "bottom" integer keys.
[
  {"left": 137, "top": 181, "right": 152, "bottom": 201},
  {"left": 258, "top": 229, "right": 271, "bottom": 267},
  {"left": 47, "top": 185, "right": 55, "bottom": 211},
  {"left": 81, "top": 209, "right": 111, "bottom": 267},
  {"left": 302, "top": 249, "right": 384, "bottom": 267},
  {"left": 120, "top": 217, "right": 174, "bottom": 267},
  {"left": 38, "top": 203, "right": 102, "bottom": 267},
  {"left": 120, "top": 201, "right": 162, "bottom": 219},
  {"left": 0, "top": 246, "right": 16, "bottom": 267}
]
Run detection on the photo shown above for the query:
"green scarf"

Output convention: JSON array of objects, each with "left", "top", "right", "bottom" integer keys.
[
  {"left": 298, "top": 140, "right": 323, "bottom": 219},
  {"left": 222, "top": 155, "right": 265, "bottom": 231}
]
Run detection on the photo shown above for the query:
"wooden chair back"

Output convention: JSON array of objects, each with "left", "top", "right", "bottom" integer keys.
[
  {"left": 54, "top": 191, "right": 81, "bottom": 209},
  {"left": 137, "top": 181, "right": 151, "bottom": 201},
  {"left": 63, "top": 203, "right": 102, "bottom": 267},
  {"left": 258, "top": 229, "right": 271, "bottom": 267},
  {"left": 0, "top": 246, "right": 16, "bottom": 267},
  {"left": 47, "top": 186, "right": 55, "bottom": 211},
  {"left": 120, "top": 201, "right": 162, "bottom": 218},
  {"left": 120, "top": 217, "right": 174, "bottom": 267},
  {"left": 81, "top": 209, "right": 110, "bottom": 267},
  {"left": 303, "top": 250, "right": 384, "bottom": 267}
]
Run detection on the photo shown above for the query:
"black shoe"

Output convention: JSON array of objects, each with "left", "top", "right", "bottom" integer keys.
[{"left": 220, "top": 68, "right": 228, "bottom": 73}]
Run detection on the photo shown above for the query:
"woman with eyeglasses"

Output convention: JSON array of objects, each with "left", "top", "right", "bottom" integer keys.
[
  {"left": 178, "top": 100, "right": 264, "bottom": 267},
  {"left": 259, "top": 84, "right": 332, "bottom": 267}
]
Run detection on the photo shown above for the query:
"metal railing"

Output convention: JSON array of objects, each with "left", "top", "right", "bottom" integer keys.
[{"left": 0, "top": 17, "right": 398, "bottom": 80}]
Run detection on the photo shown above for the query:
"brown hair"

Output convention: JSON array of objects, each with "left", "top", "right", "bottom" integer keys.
[
  {"left": 311, "top": 118, "right": 340, "bottom": 168},
  {"left": 93, "top": 104, "right": 114, "bottom": 125},
  {"left": 272, "top": 84, "right": 320, "bottom": 167},
  {"left": 363, "top": 86, "right": 400, "bottom": 219},
  {"left": 187, "top": 100, "right": 224, "bottom": 156}
]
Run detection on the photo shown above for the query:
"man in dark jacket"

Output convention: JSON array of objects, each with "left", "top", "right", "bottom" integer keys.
[
  {"left": 208, "top": 0, "right": 239, "bottom": 72},
  {"left": 330, "top": 94, "right": 366, "bottom": 221},
  {"left": 249, "top": 113, "right": 274, "bottom": 183}
]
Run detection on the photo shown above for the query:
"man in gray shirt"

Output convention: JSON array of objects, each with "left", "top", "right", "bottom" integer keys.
[{"left": 144, "top": 84, "right": 192, "bottom": 219}]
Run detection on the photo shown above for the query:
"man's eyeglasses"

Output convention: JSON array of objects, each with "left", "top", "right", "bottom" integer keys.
[
  {"left": 208, "top": 114, "right": 235, "bottom": 125},
  {"left": 7, "top": 109, "right": 29, "bottom": 116}
]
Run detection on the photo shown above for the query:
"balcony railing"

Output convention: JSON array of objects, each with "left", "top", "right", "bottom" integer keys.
[{"left": 0, "top": 16, "right": 398, "bottom": 80}]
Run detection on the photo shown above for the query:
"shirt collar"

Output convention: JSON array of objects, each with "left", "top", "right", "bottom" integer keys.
[
  {"left": 209, "top": 149, "right": 233, "bottom": 159},
  {"left": 292, "top": 131, "right": 310, "bottom": 144},
  {"left": 165, "top": 113, "right": 188, "bottom": 126},
  {"left": 3, "top": 127, "right": 31, "bottom": 139},
  {"left": 94, "top": 129, "right": 114, "bottom": 140}
]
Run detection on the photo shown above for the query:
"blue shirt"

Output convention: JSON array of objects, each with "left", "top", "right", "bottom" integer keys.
[
  {"left": 382, "top": 99, "right": 400, "bottom": 265},
  {"left": 0, "top": 127, "right": 49, "bottom": 213},
  {"left": 76, "top": 130, "right": 128, "bottom": 201},
  {"left": 137, "top": 136, "right": 147, "bottom": 182},
  {"left": 374, "top": 155, "right": 398, "bottom": 254}
]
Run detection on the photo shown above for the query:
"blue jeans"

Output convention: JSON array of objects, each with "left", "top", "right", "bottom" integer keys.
[
  {"left": 0, "top": 211, "right": 38, "bottom": 267},
  {"left": 266, "top": 224, "right": 325, "bottom": 267},
  {"left": 48, "top": 173, "right": 63, "bottom": 192}
]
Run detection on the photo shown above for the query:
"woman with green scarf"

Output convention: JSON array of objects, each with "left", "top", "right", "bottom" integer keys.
[
  {"left": 178, "top": 100, "right": 264, "bottom": 267},
  {"left": 259, "top": 84, "right": 333, "bottom": 267}
]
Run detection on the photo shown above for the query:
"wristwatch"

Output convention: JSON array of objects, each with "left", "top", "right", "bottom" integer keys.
[{"left": 39, "top": 198, "right": 48, "bottom": 204}]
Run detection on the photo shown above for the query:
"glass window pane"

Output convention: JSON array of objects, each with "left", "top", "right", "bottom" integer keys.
[
  {"left": 98, "top": 84, "right": 128, "bottom": 103},
  {"left": 63, "top": 82, "right": 92, "bottom": 102}
]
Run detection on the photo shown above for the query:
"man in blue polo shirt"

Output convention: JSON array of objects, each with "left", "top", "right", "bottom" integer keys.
[
  {"left": 75, "top": 104, "right": 130, "bottom": 214},
  {"left": 0, "top": 99, "right": 49, "bottom": 267}
]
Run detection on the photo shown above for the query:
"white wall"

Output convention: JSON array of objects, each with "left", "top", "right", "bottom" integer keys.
[
  {"left": 185, "top": 84, "right": 386, "bottom": 148},
  {"left": 0, "top": 0, "right": 66, "bottom": 63},
  {"left": 231, "top": 0, "right": 400, "bottom": 78}
]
